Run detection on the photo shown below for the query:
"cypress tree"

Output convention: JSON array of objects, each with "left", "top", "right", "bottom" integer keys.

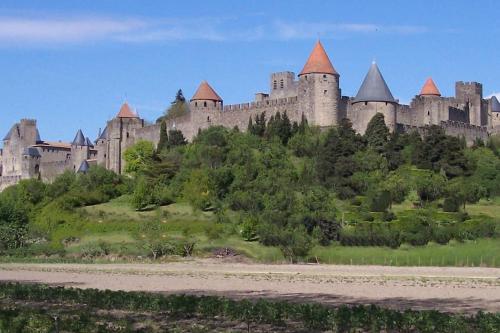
[
  {"left": 247, "top": 117, "right": 254, "bottom": 134},
  {"left": 365, "top": 113, "right": 389, "bottom": 153},
  {"left": 157, "top": 121, "right": 169, "bottom": 151},
  {"left": 280, "top": 111, "right": 292, "bottom": 144}
]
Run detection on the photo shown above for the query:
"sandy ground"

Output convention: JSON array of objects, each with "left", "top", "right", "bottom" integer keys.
[{"left": 0, "top": 260, "right": 499, "bottom": 313}]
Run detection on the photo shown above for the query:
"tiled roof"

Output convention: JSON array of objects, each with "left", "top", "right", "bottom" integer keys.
[
  {"left": 354, "top": 62, "right": 395, "bottom": 103},
  {"left": 420, "top": 78, "right": 441, "bottom": 96},
  {"left": 299, "top": 40, "right": 338, "bottom": 76},
  {"left": 191, "top": 81, "right": 222, "bottom": 101},
  {"left": 116, "top": 102, "right": 138, "bottom": 118}
]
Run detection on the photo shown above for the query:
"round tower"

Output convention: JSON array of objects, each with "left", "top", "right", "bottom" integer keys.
[
  {"left": 298, "top": 41, "right": 340, "bottom": 127},
  {"left": 190, "top": 81, "right": 223, "bottom": 134},
  {"left": 71, "top": 129, "right": 89, "bottom": 172},
  {"left": 351, "top": 61, "right": 397, "bottom": 134},
  {"left": 419, "top": 77, "right": 442, "bottom": 125}
]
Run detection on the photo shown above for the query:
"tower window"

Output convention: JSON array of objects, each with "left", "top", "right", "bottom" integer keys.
[
  {"left": 195, "top": 102, "right": 198, "bottom": 107},
  {"left": 324, "top": 90, "right": 327, "bottom": 95},
  {"left": 280, "top": 79, "right": 284, "bottom": 89},
  {"left": 323, "top": 74, "right": 327, "bottom": 79},
  {"left": 273, "top": 80, "right": 277, "bottom": 89},
  {"left": 207, "top": 116, "right": 210, "bottom": 122},
  {"left": 427, "top": 111, "right": 430, "bottom": 116},
  {"left": 204, "top": 101, "right": 207, "bottom": 107},
  {"left": 126, "top": 132, "right": 129, "bottom": 138},
  {"left": 364, "top": 102, "right": 368, "bottom": 106}
]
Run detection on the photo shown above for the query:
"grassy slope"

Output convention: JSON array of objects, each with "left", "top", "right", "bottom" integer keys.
[{"left": 35, "top": 193, "right": 500, "bottom": 266}]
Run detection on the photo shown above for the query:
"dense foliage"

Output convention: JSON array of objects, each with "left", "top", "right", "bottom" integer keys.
[
  {"left": 122, "top": 112, "right": 500, "bottom": 260},
  {"left": 1, "top": 283, "right": 498, "bottom": 332},
  {"left": 1, "top": 110, "right": 499, "bottom": 262},
  {"left": 0, "top": 167, "right": 129, "bottom": 251}
]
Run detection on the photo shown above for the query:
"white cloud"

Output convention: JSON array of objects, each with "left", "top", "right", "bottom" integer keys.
[
  {"left": 0, "top": 16, "right": 145, "bottom": 43},
  {"left": 272, "top": 21, "right": 428, "bottom": 40},
  {"left": 0, "top": 14, "right": 430, "bottom": 45}
]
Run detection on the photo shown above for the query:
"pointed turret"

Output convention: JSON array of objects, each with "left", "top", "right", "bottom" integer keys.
[
  {"left": 420, "top": 77, "right": 441, "bottom": 97},
  {"left": 85, "top": 137, "right": 94, "bottom": 147},
  {"left": 191, "top": 81, "right": 222, "bottom": 101},
  {"left": 354, "top": 62, "right": 395, "bottom": 103},
  {"left": 72, "top": 129, "right": 86, "bottom": 146},
  {"left": 491, "top": 96, "right": 500, "bottom": 112},
  {"left": 299, "top": 40, "right": 338, "bottom": 76},
  {"left": 77, "top": 160, "right": 90, "bottom": 173},
  {"left": 116, "top": 102, "right": 138, "bottom": 118}
]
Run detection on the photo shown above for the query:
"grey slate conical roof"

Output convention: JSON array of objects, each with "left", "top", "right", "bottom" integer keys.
[
  {"left": 97, "top": 126, "right": 108, "bottom": 141},
  {"left": 77, "top": 160, "right": 90, "bottom": 173},
  {"left": 491, "top": 96, "right": 500, "bottom": 112},
  {"left": 35, "top": 129, "right": 42, "bottom": 143},
  {"left": 85, "top": 137, "right": 94, "bottom": 147},
  {"left": 3, "top": 125, "right": 19, "bottom": 141},
  {"left": 72, "top": 129, "right": 86, "bottom": 146},
  {"left": 354, "top": 62, "right": 395, "bottom": 103}
]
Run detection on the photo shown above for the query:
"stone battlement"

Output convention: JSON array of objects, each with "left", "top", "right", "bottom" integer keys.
[{"left": 223, "top": 96, "right": 298, "bottom": 112}]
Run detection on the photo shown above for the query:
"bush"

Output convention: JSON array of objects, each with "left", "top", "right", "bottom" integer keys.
[
  {"left": 80, "top": 241, "right": 110, "bottom": 258},
  {"left": 369, "top": 190, "right": 391, "bottom": 212},
  {"left": 443, "top": 196, "right": 460, "bottom": 212}
]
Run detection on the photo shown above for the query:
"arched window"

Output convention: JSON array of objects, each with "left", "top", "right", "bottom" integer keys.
[
  {"left": 203, "top": 101, "right": 207, "bottom": 107},
  {"left": 280, "top": 79, "right": 284, "bottom": 89},
  {"left": 273, "top": 80, "right": 277, "bottom": 90},
  {"left": 207, "top": 116, "right": 210, "bottom": 122}
]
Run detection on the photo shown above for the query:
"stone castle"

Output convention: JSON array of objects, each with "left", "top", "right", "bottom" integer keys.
[{"left": 1, "top": 41, "right": 500, "bottom": 189}]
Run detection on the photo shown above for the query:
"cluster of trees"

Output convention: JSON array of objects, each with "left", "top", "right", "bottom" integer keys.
[
  {"left": 122, "top": 111, "right": 500, "bottom": 259},
  {"left": 0, "top": 167, "right": 128, "bottom": 250}
]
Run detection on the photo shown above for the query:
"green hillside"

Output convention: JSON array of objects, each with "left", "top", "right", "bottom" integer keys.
[{"left": 0, "top": 115, "right": 499, "bottom": 265}]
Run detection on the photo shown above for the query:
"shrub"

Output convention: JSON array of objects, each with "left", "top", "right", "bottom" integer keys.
[
  {"left": 443, "top": 196, "right": 460, "bottom": 212},
  {"left": 369, "top": 190, "right": 391, "bottom": 212}
]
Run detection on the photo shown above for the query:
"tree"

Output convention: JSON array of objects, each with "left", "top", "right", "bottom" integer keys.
[
  {"left": 124, "top": 140, "right": 156, "bottom": 174},
  {"left": 157, "top": 121, "right": 169, "bottom": 152},
  {"left": 168, "top": 129, "right": 186, "bottom": 147},
  {"left": 131, "top": 176, "right": 151, "bottom": 210},
  {"left": 382, "top": 173, "right": 409, "bottom": 208},
  {"left": 416, "top": 172, "right": 447, "bottom": 204},
  {"left": 447, "top": 179, "right": 487, "bottom": 211},
  {"left": 365, "top": 113, "right": 389, "bottom": 153},
  {"left": 163, "top": 89, "right": 188, "bottom": 120}
]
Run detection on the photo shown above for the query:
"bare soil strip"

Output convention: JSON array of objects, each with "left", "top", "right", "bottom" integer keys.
[{"left": 1, "top": 261, "right": 499, "bottom": 313}]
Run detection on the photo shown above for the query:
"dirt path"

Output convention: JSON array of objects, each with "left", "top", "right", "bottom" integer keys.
[{"left": 1, "top": 261, "right": 499, "bottom": 313}]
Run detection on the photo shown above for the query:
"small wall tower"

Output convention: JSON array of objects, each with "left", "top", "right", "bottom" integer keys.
[
  {"left": 190, "top": 81, "right": 223, "bottom": 132},
  {"left": 71, "top": 129, "right": 89, "bottom": 172},
  {"left": 419, "top": 77, "right": 442, "bottom": 125},
  {"left": 298, "top": 41, "right": 341, "bottom": 127},
  {"left": 106, "top": 102, "right": 143, "bottom": 174}
]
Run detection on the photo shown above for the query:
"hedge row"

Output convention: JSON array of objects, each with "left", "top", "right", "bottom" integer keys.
[{"left": 0, "top": 283, "right": 498, "bottom": 332}]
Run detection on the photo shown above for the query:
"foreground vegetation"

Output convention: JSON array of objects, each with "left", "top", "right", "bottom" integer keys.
[
  {"left": 0, "top": 99, "right": 499, "bottom": 264},
  {"left": 1, "top": 283, "right": 499, "bottom": 332}
]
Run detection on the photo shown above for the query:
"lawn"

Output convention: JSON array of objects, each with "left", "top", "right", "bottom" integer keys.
[{"left": 311, "top": 238, "right": 500, "bottom": 267}]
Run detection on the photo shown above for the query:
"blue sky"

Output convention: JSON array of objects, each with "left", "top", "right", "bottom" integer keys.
[{"left": 0, "top": 0, "right": 499, "bottom": 144}]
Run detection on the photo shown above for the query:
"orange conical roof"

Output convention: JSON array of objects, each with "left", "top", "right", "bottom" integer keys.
[
  {"left": 191, "top": 81, "right": 222, "bottom": 101},
  {"left": 116, "top": 102, "right": 138, "bottom": 118},
  {"left": 420, "top": 78, "right": 441, "bottom": 97},
  {"left": 299, "top": 40, "right": 338, "bottom": 76}
]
